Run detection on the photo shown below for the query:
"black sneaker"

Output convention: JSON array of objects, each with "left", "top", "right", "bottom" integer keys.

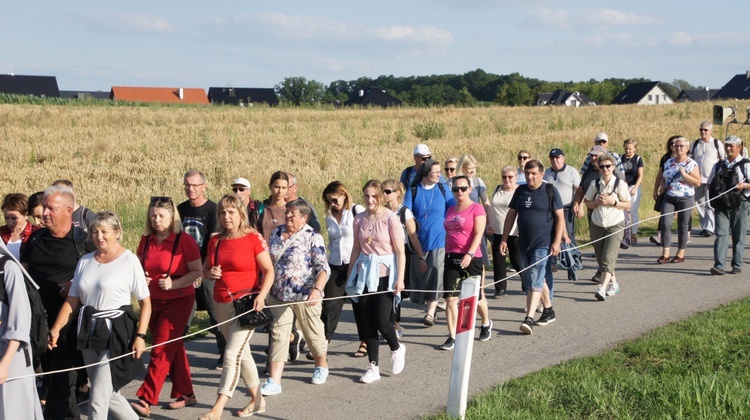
[
  {"left": 731, "top": 267, "right": 742, "bottom": 274},
  {"left": 536, "top": 308, "right": 556, "bottom": 326},
  {"left": 710, "top": 267, "right": 725, "bottom": 275},
  {"left": 289, "top": 331, "right": 302, "bottom": 362},
  {"left": 493, "top": 289, "right": 507, "bottom": 298},
  {"left": 519, "top": 317, "right": 534, "bottom": 335},
  {"left": 440, "top": 336, "right": 455, "bottom": 350},
  {"left": 478, "top": 320, "right": 493, "bottom": 341}
]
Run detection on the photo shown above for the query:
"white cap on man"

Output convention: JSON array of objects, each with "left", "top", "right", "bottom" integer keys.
[
  {"left": 231, "top": 177, "right": 251, "bottom": 189},
  {"left": 594, "top": 133, "right": 609, "bottom": 143},
  {"left": 413, "top": 144, "right": 432, "bottom": 156}
]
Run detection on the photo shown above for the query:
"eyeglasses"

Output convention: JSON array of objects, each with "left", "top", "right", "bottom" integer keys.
[
  {"left": 429, "top": 170, "right": 441, "bottom": 175},
  {"left": 383, "top": 189, "right": 396, "bottom": 195},
  {"left": 232, "top": 187, "right": 247, "bottom": 193},
  {"left": 150, "top": 196, "right": 172, "bottom": 205},
  {"left": 699, "top": 128, "right": 710, "bottom": 132},
  {"left": 599, "top": 164, "right": 613, "bottom": 170},
  {"left": 183, "top": 183, "right": 204, "bottom": 188},
  {"left": 451, "top": 186, "right": 469, "bottom": 193},
  {"left": 673, "top": 145, "right": 687, "bottom": 149},
  {"left": 326, "top": 197, "right": 340, "bottom": 204},
  {"left": 444, "top": 167, "right": 456, "bottom": 172},
  {"left": 518, "top": 155, "right": 529, "bottom": 160},
  {"left": 502, "top": 175, "right": 515, "bottom": 179}
]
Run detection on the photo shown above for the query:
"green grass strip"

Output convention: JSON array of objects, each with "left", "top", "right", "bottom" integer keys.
[{"left": 431, "top": 297, "right": 750, "bottom": 419}]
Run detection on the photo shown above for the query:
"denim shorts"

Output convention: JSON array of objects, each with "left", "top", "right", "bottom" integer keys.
[{"left": 519, "top": 247, "right": 550, "bottom": 292}]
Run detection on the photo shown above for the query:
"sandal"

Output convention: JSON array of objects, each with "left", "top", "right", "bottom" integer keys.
[
  {"left": 236, "top": 402, "right": 266, "bottom": 418},
  {"left": 199, "top": 413, "right": 220, "bottom": 420},
  {"left": 353, "top": 343, "right": 368, "bottom": 358},
  {"left": 423, "top": 312, "right": 438, "bottom": 327},
  {"left": 129, "top": 399, "right": 151, "bottom": 417},
  {"left": 167, "top": 393, "right": 196, "bottom": 409}
]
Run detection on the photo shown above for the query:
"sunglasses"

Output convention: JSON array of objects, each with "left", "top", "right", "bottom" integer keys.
[
  {"left": 451, "top": 186, "right": 469, "bottom": 193},
  {"left": 517, "top": 156, "right": 529, "bottom": 160},
  {"left": 383, "top": 189, "right": 396, "bottom": 195},
  {"left": 232, "top": 187, "right": 247, "bottom": 192},
  {"left": 502, "top": 175, "right": 515, "bottom": 179},
  {"left": 150, "top": 196, "right": 172, "bottom": 205},
  {"left": 421, "top": 156, "right": 431, "bottom": 161},
  {"left": 699, "top": 128, "right": 710, "bottom": 132},
  {"left": 444, "top": 167, "right": 456, "bottom": 172},
  {"left": 599, "top": 164, "right": 613, "bottom": 169},
  {"left": 326, "top": 197, "right": 340, "bottom": 204}
]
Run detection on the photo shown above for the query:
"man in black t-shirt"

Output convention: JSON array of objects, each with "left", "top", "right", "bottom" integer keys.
[
  {"left": 21, "top": 185, "right": 95, "bottom": 420},
  {"left": 177, "top": 169, "right": 224, "bottom": 367}
]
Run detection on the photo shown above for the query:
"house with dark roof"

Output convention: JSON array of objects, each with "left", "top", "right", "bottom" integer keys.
[
  {"left": 714, "top": 71, "right": 750, "bottom": 100},
  {"left": 109, "top": 86, "right": 209, "bottom": 105},
  {"left": 610, "top": 81, "right": 676, "bottom": 105},
  {"left": 207, "top": 87, "right": 278, "bottom": 106},
  {"left": 60, "top": 90, "right": 110, "bottom": 100},
  {"left": 536, "top": 90, "right": 595, "bottom": 107},
  {"left": 0, "top": 74, "right": 60, "bottom": 97},
  {"left": 676, "top": 89, "right": 718, "bottom": 102},
  {"left": 344, "top": 88, "right": 401, "bottom": 107}
]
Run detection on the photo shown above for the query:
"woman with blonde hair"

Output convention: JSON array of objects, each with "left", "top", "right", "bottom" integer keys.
[
  {"left": 444, "top": 158, "right": 458, "bottom": 186},
  {"left": 130, "top": 197, "right": 203, "bottom": 416},
  {"left": 48, "top": 211, "right": 151, "bottom": 420},
  {"left": 201, "top": 194, "right": 274, "bottom": 419},
  {"left": 382, "top": 179, "right": 425, "bottom": 337},
  {"left": 346, "top": 180, "right": 406, "bottom": 383},
  {"left": 487, "top": 166, "right": 521, "bottom": 297}
]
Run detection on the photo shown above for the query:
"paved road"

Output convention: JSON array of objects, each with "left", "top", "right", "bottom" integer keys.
[{"left": 82, "top": 232, "right": 748, "bottom": 419}]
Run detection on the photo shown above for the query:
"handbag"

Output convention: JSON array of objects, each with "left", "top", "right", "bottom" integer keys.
[
  {"left": 230, "top": 292, "right": 274, "bottom": 329},
  {"left": 214, "top": 237, "right": 274, "bottom": 329}
]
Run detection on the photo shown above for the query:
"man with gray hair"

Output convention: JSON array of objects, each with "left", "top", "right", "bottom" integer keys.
[
  {"left": 708, "top": 136, "right": 750, "bottom": 275},
  {"left": 690, "top": 121, "right": 725, "bottom": 237},
  {"left": 21, "top": 185, "right": 95, "bottom": 420},
  {"left": 285, "top": 172, "right": 321, "bottom": 232},
  {"left": 544, "top": 148, "right": 579, "bottom": 280}
]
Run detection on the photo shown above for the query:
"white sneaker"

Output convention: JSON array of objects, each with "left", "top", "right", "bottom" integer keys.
[
  {"left": 359, "top": 361, "right": 381, "bottom": 384},
  {"left": 391, "top": 344, "right": 406, "bottom": 375},
  {"left": 606, "top": 282, "right": 620, "bottom": 296}
]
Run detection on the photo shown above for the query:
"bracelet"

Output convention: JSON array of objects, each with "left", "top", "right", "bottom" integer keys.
[{"left": 135, "top": 333, "right": 147, "bottom": 340}]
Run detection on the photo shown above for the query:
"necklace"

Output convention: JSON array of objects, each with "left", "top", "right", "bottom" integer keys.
[
  {"left": 422, "top": 186, "right": 437, "bottom": 220},
  {"left": 365, "top": 208, "right": 381, "bottom": 244}
]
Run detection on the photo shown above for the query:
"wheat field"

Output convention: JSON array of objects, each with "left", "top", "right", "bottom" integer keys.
[{"left": 1, "top": 101, "right": 747, "bottom": 249}]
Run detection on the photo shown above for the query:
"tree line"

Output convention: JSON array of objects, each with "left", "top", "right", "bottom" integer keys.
[{"left": 275, "top": 69, "right": 702, "bottom": 107}]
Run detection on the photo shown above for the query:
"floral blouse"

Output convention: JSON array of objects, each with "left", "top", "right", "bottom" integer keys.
[
  {"left": 663, "top": 157, "right": 698, "bottom": 198},
  {"left": 269, "top": 224, "right": 330, "bottom": 302}
]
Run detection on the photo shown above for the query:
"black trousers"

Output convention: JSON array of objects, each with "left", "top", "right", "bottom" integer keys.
[
  {"left": 358, "top": 276, "right": 399, "bottom": 365},
  {"left": 321, "top": 263, "right": 350, "bottom": 341},
  {"left": 491, "top": 234, "right": 521, "bottom": 293},
  {"left": 42, "top": 341, "right": 79, "bottom": 420}
]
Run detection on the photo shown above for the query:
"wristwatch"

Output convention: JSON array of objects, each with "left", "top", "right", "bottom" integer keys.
[
  {"left": 467, "top": 251, "right": 475, "bottom": 258},
  {"left": 313, "top": 287, "right": 325, "bottom": 297},
  {"left": 135, "top": 333, "right": 147, "bottom": 340}
]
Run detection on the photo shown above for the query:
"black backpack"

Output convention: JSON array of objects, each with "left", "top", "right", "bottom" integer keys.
[
  {"left": 708, "top": 159, "right": 750, "bottom": 211},
  {"left": 0, "top": 255, "right": 49, "bottom": 366}
]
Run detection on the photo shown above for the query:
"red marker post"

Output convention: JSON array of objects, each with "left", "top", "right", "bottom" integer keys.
[{"left": 447, "top": 275, "right": 480, "bottom": 419}]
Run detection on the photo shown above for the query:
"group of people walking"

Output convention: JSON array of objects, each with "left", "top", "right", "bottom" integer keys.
[{"left": 0, "top": 121, "right": 747, "bottom": 419}]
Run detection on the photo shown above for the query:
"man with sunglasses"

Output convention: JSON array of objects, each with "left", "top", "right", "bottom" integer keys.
[
  {"left": 400, "top": 144, "right": 445, "bottom": 188},
  {"left": 177, "top": 169, "right": 224, "bottom": 369},
  {"left": 231, "top": 177, "right": 262, "bottom": 228},
  {"left": 543, "top": 149, "right": 580, "bottom": 280},
  {"left": 579, "top": 133, "right": 625, "bottom": 177},
  {"left": 689, "top": 121, "right": 725, "bottom": 237}
]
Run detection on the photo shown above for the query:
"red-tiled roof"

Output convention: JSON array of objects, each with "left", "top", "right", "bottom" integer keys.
[{"left": 110, "top": 86, "right": 209, "bottom": 105}]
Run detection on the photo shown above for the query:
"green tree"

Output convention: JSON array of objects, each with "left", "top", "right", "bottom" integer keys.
[
  {"left": 275, "top": 77, "right": 326, "bottom": 106},
  {"left": 497, "top": 80, "right": 533, "bottom": 106}
]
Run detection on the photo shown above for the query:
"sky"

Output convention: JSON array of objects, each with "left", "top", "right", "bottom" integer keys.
[{"left": 1, "top": 1, "right": 747, "bottom": 92}]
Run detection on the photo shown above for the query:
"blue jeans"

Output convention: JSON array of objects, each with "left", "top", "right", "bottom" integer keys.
[
  {"left": 713, "top": 201, "right": 749, "bottom": 271},
  {"left": 519, "top": 247, "right": 552, "bottom": 293}
]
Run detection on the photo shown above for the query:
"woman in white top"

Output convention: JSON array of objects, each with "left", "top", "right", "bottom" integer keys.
[
  {"left": 320, "top": 181, "right": 366, "bottom": 356},
  {"left": 584, "top": 154, "right": 631, "bottom": 301},
  {"left": 382, "top": 179, "right": 425, "bottom": 338},
  {"left": 487, "top": 166, "right": 521, "bottom": 297},
  {"left": 48, "top": 212, "right": 151, "bottom": 420}
]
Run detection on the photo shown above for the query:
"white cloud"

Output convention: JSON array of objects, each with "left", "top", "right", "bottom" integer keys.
[
  {"left": 528, "top": 8, "right": 663, "bottom": 29},
  {"left": 582, "top": 33, "right": 660, "bottom": 48},
  {"left": 215, "top": 13, "right": 452, "bottom": 45},
  {"left": 668, "top": 31, "right": 692, "bottom": 47},
  {"left": 668, "top": 31, "right": 750, "bottom": 47},
  {"left": 86, "top": 13, "right": 174, "bottom": 33}
]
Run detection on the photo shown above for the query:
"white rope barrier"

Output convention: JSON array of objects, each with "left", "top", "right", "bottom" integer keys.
[{"left": 6, "top": 184, "right": 744, "bottom": 382}]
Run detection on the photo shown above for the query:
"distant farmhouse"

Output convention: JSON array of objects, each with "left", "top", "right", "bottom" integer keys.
[
  {"left": 345, "top": 88, "right": 402, "bottom": 107},
  {"left": 0, "top": 74, "right": 59, "bottom": 98},
  {"left": 110, "top": 86, "right": 209, "bottom": 105},
  {"left": 60, "top": 90, "right": 110, "bottom": 100},
  {"left": 611, "top": 81, "right": 676, "bottom": 105},
  {"left": 207, "top": 87, "right": 278, "bottom": 106},
  {"left": 536, "top": 90, "right": 596, "bottom": 107},
  {"left": 714, "top": 71, "right": 750, "bottom": 100},
  {"left": 676, "top": 89, "right": 718, "bottom": 103}
]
